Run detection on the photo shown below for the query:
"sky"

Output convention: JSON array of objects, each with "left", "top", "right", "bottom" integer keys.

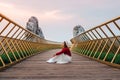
[{"left": 0, "top": 0, "right": 120, "bottom": 43}]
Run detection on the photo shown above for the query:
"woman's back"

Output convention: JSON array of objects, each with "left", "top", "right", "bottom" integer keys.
[{"left": 62, "top": 48, "right": 71, "bottom": 56}]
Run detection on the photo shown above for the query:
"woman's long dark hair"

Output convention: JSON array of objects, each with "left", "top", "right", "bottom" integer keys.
[{"left": 64, "top": 41, "right": 68, "bottom": 48}]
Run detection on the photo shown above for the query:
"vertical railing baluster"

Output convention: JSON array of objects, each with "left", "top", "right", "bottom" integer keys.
[
  {"left": 0, "top": 13, "right": 61, "bottom": 69},
  {"left": 71, "top": 16, "right": 120, "bottom": 68}
]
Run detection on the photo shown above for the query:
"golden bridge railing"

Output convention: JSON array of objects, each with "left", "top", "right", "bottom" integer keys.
[
  {"left": 0, "top": 13, "right": 61, "bottom": 69},
  {"left": 71, "top": 17, "right": 120, "bottom": 68}
]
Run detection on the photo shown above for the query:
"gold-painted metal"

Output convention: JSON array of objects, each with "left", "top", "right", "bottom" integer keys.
[
  {"left": 0, "top": 22, "right": 10, "bottom": 34},
  {"left": 103, "top": 38, "right": 116, "bottom": 61},
  {"left": 0, "top": 57, "right": 5, "bottom": 67},
  {"left": 0, "top": 40, "right": 12, "bottom": 63},
  {"left": 113, "top": 21, "right": 120, "bottom": 30},
  {"left": 0, "top": 13, "right": 61, "bottom": 69},
  {"left": 89, "top": 40, "right": 98, "bottom": 57},
  {"left": 71, "top": 16, "right": 120, "bottom": 68},
  {"left": 0, "top": 17, "right": 3, "bottom": 22},
  {"left": 111, "top": 46, "right": 120, "bottom": 63},
  {"left": 93, "top": 40, "right": 103, "bottom": 58},
  {"left": 84, "top": 41, "right": 92, "bottom": 55},
  {"left": 5, "top": 39, "right": 18, "bottom": 61}
]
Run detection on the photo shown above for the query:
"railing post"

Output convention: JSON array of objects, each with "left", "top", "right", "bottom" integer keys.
[{"left": 71, "top": 16, "right": 120, "bottom": 68}]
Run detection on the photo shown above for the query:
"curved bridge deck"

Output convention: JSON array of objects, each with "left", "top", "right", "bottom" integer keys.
[{"left": 0, "top": 49, "right": 120, "bottom": 80}]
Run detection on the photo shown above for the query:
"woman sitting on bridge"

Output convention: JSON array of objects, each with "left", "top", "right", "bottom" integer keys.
[{"left": 46, "top": 41, "right": 72, "bottom": 64}]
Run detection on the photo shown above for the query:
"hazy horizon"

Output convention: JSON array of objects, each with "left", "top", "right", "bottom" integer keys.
[{"left": 0, "top": 0, "right": 120, "bottom": 43}]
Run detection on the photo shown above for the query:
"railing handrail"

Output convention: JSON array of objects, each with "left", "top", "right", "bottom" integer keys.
[
  {"left": 71, "top": 16, "right": 120, "bottom": 68},
  {"left": 0, "top": 13, "right": 61, "bottom": 70},
  {"left": 73, "top": 16, "right": 120, "bottom": 40}
]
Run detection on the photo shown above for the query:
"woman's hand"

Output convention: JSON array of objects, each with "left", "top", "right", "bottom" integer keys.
[{"left": 53, "top": 54, "right": 56, "bottom": 57}]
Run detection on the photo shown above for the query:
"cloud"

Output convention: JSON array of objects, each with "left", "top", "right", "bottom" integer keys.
[
  {"left": 38, "top": 10, "right": 74, "bottom": 21},
  {"left": 0, "top": 2, "right": 14, "bottom": 8},
  {"left": 0, "top": 2, "right": 74, "bottom": 23},
  {"left": 0, "top": 2, "right": 17, "bottom": 17}
]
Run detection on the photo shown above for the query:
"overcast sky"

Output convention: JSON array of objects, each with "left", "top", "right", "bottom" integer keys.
[{"left": 0, "top": 0, "right": 120, "bottom": 43}]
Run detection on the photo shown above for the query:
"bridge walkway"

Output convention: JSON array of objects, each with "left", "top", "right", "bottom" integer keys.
[{"left": 0, "top": 49, "right": 120, "bottom": 80}]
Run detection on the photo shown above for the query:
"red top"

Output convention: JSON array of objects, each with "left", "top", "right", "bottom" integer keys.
[{"left": 56, "top": 48, "right": 71, "bottom": 56}]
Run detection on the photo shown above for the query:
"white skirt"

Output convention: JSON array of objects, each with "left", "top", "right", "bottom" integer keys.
[{"left": 46, "top": 54, "right": 72, "bottom": 64}]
